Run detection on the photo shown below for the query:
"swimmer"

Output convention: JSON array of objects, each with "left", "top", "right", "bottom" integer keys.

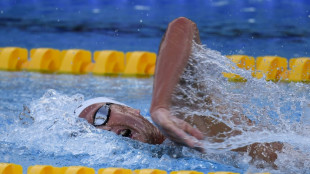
[
  {"left": 75, "top": 97, "right": 165, "bottom": 144},
  {"left": 76, "top": 17, "right": 283, "bottom": 168}
]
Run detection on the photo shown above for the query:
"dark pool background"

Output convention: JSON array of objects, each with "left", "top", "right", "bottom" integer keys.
[{"left": 0, "top": 0, "right": 309, "bottom": 58}]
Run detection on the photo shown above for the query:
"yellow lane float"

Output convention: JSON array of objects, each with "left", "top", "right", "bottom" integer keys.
[
  {"left": 0, "top": 163, "right": 276, "bottom": 174},
  {"left": 64, "top": 166, "right": 95, "bottom": 174},
  {"left": 27, "top": 165, "right": 57, "bottom": 174},
  {"left": 0, "top": 163, "right": 23, "bottom": 174},
  {"left": 170, "top": 171, "right": 204, "bottom": 174},
  {"left": 135, "top": 169, "right": 167, "bottom": 174},
  {"left": 255, "top": 56, "right": 288, "bottom": 81},
  {"left": 0, "top": 47, "right": 28, "bottom": 71},
  {"left": 223, "top": 55, "right": 255, "bottom": 81},
  {"left": 1, "top": 47, "right": 310, "bottom": 83},
  {"left": 58, "top": 49, "right": 92, "bottom": 74},
  {"left": 98, "top": 168, "right": 132, "bottom": 174},
  {"left": 288, "top": 57, "right": 310, "bottom": 82},
  {"left": 27, "top": 48, "right": 61, "bottom": 73},
  {"left": 92, "top": 50, "right": 125, "bottom": 75},
  {"left": 27, "top": 165, "right": 95, "bottom": 174},
  {"left": 123, "top": 51, "right": 156, "bottom": 77}
]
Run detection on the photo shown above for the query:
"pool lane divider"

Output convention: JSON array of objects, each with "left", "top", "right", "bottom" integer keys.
[
  {"left": 58, "top": 49, "right": 92, "bottom": 74},
  {"left": 0, "top": 47, "right": 28, "bottom": 71},
  {"left": 0, "top": 47, "right": 156, "bottom": 77},
  {"left": 0, "top": 163, "right": 271, "bottom": 174},
  {"left": 223, "top": 55, "right": 310, "bottom": 82},
  {"left": 0, "top": 47, "right": 309, "bottom": 82},
  {"left": 27, "top": 48, "right": 61, "bottom": 73},
  {"left": 92, "top": 50, "right": 125, "bottom": 75}
]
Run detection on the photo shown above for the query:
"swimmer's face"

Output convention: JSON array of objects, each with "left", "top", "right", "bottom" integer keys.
[{"left": 78, "top": 103, "right": 165, "bottom": 144}]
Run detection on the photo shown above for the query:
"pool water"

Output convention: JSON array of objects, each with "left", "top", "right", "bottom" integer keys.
[
  {"left": 1, "top": 45, "right": 310, "bottom": 173},
  {"left": 0, "top": 0, "right": 309, "bottom": 58},
  {"left": 0, "top": 72, "right": 243, "bottom": 173},
  {"left": 1, "top": 0, "right": 310, "bottom": 174}
]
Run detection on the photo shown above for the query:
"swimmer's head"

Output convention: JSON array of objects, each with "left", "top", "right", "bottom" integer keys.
[{"left": 75, "top": 97, "right": 165, "bottom": 144}]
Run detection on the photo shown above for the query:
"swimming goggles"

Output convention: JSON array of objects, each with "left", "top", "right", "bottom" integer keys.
[{"left": 93, "top": 103, "right": 112, "bottom": 126}]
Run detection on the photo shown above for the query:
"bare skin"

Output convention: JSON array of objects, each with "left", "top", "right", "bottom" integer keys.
[
  {"left": 78, "top": 17, "right": 283, "bottom": 167},
  {"left": 79, "top": 103, "right": 165, "bottom": 144},
  {"left": 150, "top": 17, "right": 283, "bottom": 166},
  {"left": 150, "top": 17, "right": 205, "bottom": 151}
]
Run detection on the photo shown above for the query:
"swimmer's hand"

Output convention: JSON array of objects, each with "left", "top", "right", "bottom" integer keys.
[{"left": 151, "top": 108, "right": 205, "bottom": 153}]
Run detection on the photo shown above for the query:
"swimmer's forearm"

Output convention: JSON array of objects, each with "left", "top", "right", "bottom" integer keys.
[
  {"left": 149, "top": 17, "right": 204, "bottom": 151},
  {"left": 150, "top": 17, "right": 200, "bottom": 113}
]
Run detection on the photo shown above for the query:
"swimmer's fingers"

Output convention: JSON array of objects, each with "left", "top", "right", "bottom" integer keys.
[
  {"left": 168, "top": 118, "right": 205, "bottom": 153},
  {"left": 164, "top": 124, "right": 205, "bottom": 153},
  {"left": 151, "top": 108, "right": 205, "bottom": 152},
  {"left": 171, "top": 117, "right": 204, "bottom": 140}
]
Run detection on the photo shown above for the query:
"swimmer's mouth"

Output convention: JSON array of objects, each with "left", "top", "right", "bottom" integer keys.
[{"left": 119, "top": 129, "right": 132, "bottom": 138}]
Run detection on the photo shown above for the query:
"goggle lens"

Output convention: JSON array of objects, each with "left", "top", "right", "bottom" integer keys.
[{"left": 93, "top": 103, "right": 111, "bottom": 126}]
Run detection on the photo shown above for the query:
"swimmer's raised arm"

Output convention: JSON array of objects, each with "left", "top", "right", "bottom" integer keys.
[{"left": 150, "top": 17, "right": 204, "bottom": 151}]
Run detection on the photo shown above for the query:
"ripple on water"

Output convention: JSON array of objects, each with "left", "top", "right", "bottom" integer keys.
[{"left": 0, "top": 44, "right": 310, "bottom": 173}]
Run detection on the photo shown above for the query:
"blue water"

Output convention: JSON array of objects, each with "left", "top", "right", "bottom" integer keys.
[
  {"left": 0, "top": 72, "right": 243, "bottom": 173},
  {"left": 1, "top": 48, "right": 310, "bottom": 173},
  {"left": 1, "top": 0, "right": 310, "bottom": 173},
  {"left": 0, "top": 0, "right": 309, "bottom": 57}
]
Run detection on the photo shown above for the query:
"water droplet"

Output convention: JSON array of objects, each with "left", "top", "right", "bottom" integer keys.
[
  {"left": 248, "top": 18, "right": 255, "bottom": 23},
  {"left": 92, "top": 8, "right": 100, "bottom": 14},
  {"left": 140, "top": 19, "right": 143, "bottom": 23},
  {"left": 134, "top": 5, "right": 150, "bottom": 11},
  {"left": 242, "top": 7, "right": 256, "bottom": 12}
]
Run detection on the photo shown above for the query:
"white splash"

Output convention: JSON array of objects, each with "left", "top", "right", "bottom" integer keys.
[{"left": 170, "top": 42, "right": 310, "bottom": 172}]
